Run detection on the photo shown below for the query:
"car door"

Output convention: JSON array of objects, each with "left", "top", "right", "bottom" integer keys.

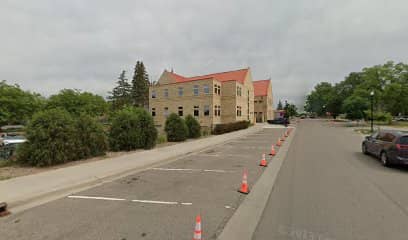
[
  {"left": 371, "top": 131, "right": 385, "bottom": 156},
  {"left": 366, "top": 132, "right": 378, "bottom": 154}
]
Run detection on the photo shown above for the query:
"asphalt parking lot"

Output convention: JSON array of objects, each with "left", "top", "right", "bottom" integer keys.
[{"left": 0, "top": 127, "right": 287, "bottom": 240}]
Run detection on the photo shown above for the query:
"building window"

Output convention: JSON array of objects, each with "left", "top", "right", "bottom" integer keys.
[
  {"left": 237, "top": 86, "right": 242, "bottom": 96},
  {"left": 151, "top": 108, "right": 156, "bottom": 117},
  {"left": 204, "top": 105, "right": 210, "bottom": 116},
  {"left": 151, "top": 90, "right": 156, "bottom": 98},
  {"left": 194, "top": 106, "right": 199, "bottom": 116},
  {"left": 237, "top": 106, "right": 242, "bottom": 116},
  {"left": 178, "top": 87, "right": 183, "bottom": 96},
  {"left": 164, "top": 89, "right": 169, "bottom": 98},
  {"left": 214, "top": 84, "right": 221, "bottom": 95},
  {"left": 203, "top": 85, "right": 209, "bottom": 94},
  {"left": 214, "top": 105, "right": 221, "bottom": 116},
  {"left": 164, "top": 107, "right": 169, "bottom": 117},
  {"left": 178, "top": 106, "right": 183, "bottom": 116},
  {"left": 193, "top": 85, "right": 199, "bottom": 96}
]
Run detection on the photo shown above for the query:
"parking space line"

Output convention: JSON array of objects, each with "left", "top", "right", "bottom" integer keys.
[
  {"left": 131, "top": 199, "right": 179, "bottom": 205},
  {"left": 68, "top": 195, "right": 126, "bottom": 201},
  {"left": 151, "top": 167, "right": 232, "bottom": 173}
]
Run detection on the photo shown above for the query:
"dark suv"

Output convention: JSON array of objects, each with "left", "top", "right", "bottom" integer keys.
[{"left": 362, "top": 130, "right": 408, "bottom": 166}]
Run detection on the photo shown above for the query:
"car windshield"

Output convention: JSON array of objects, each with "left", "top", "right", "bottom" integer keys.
[{"left": 399, "top": 136, "right": 408, "bottom": 144}]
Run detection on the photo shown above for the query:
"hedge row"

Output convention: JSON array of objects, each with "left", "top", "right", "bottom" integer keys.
[
  {"left": 164, "top": 114, "right": 201, "bottom": 142},
  {"left": 212, "top": 120, "right": 250, "bottom": 135},
  {"left": 17, "top": 109, "right": 108, "bottom": 166},
  {"left": 17, "top": 107, "right": 157, "bottom": 167}
]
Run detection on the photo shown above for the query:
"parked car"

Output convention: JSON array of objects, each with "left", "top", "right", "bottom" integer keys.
[
  {"left": 267, "top": 118, "right": 290, "bottom": 125},
  {"left": 1, "top": 135, "right": 27, "bottom": 145},
  {"left": 394, "top": 116, "right": 408, "bottom": 121},
  {"left": 362, "top": 130, "right": 408, "bottom": 166}
]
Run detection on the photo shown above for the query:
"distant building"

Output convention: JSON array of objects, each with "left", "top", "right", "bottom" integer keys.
[
  {"left": 253, "top": 79, "right": 274, "bottom": 122},
  {"left": 149, "top": 68, "right": 257, "bottom": 131}
]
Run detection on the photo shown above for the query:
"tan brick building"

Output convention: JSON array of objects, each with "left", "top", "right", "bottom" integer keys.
[
  {"left": 149, "top": 68, "right": 256, "bottom": 131},
  {"left": 253, "top": 79, "right": 274, "bottom": 122}
]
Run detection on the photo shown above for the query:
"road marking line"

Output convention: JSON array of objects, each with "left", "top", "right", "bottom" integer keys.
[
  {"left": 151, "top": 168, "right": 230, "bottom": 173},
  {"left": 181, "top": 202, "right": 193, "bottom": 206},
  {"left": 131, "top": 199, "right": 179, "bottom": 205},
  {"left": 68, "top": 195, "right": 126, "bottom": 201},
  {"left": 203, "top": 169, "right": 228, "bottom": 173},
  {"left": 151, "top": 168, "right": 200, "bottom": 172}
]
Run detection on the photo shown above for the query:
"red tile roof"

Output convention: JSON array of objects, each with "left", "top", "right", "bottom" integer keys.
[
  {"left": 253, "top": 80, "right": 270, "bottom": 96},
  {"left": 168, "top": 68, "right": 249, "bottom": 84}
]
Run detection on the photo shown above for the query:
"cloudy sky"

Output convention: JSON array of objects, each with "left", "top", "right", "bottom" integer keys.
[{"left": 1, "top": 0, "right": 407, "bottom": 107}]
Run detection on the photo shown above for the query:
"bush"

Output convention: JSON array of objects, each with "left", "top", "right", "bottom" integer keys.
[
  {"left": 17, "top": 108, "right": 80, "bottom": 166},
  {"left": 164, "top": 113, "right": 188, "bottom": 142},
  {"left": 212, "top": 120, "right": 250, "bottom": 135},
  {"left": 157, "top": 135, "right": 167, "bottom": 144},
  {"left": 75, "top": 114, "right": 108, "bottom": 159},
  {"left": 109, "top": 107, "right": 157, "bottom": 151},
  {"left": 185, "top": 115, "right": 201, "bottom": 138},
  {"left": 364, "top": 110, "right": 393, "bottom": 124}
]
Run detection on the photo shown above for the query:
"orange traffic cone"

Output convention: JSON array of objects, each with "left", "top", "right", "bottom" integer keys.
[
  {"left": 193, "top": 215, "right": 202, "bottom": 240},
  {"left": 284, "top": 131, "right": 288, "bottom": 137},
  {"left": 269, "top": 144, "right": 276, "bottom": 156},
  {"left": 238, "top": 170, "right": 250, "bottom": 194},
  {"left": 277, "top": 138, "right": 282, "bottom": 146},
  {"left": 259, "top": 153, "right": 267, "bottom": 167},
  {"left": 281, "top": 135, "right": 286, "bottom": 141}
]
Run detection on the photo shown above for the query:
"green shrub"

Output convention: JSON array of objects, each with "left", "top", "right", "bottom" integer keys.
[
  {"left": 185, "top": 115, "right": 201, "bottom": 138},
  {"left": 364, "top": 110, "right": 392, "bottom": 124},
  {"left": 109, "top": 107, "right": 157, "bottom": 151},
  {"left": 212, "top": 121, "right": 250, "bottom": 135},
  {"left": 164, "top": 113, "right": 188, "bottom": 142},
  {"left": 17, "top": 108, "right": 80, "bottom": 166},
  {"left": 75, "top": 114, "right": 108, "bottom": 159}
]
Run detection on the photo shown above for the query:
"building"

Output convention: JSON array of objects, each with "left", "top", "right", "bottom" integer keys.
[
  {"left": 149, "top": 68, "right": 256, "bottom": 131},
  {"left": 253, "top": 79, "right": 274, "bottom": 122}
]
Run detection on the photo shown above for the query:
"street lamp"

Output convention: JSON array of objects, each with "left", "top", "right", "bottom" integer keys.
[{"left": 370, "top": 91, "right": 374, "bottom": 133}]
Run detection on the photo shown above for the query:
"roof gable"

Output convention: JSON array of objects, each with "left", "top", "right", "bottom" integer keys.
[
  {"left": 168, "top": 68, "right": 249, "bottom": 84},
  {"left": 253, "top": 80, "right": 270, "bottom": 96}
]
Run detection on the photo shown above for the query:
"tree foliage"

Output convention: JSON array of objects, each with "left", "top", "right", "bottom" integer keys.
[
  {"left": 277, "top": 100, "right": 283, "bottom": 110},
  {"left": 185, "top": 115, "right": 201, "bottom": 138},
  {"left": 46, "top": 89, "right": 108, "bottom": 117},
  {"left": 108, "top": 70, "right": 132, "bottom": 110},
  {"left": 131, "top": 61, "right": 150, "bottom": 108},
  {"left": 305, "top": 61, "right": 408, "bottom": 119},
  {"left": 109, "top": 107, "right": 157, "bottom": 151},
  {"left": 164, "top": 113, "right": 188, "bottom": 142},
  {"left": 0, "top": 80, "right": 45, "bottom": 125}
]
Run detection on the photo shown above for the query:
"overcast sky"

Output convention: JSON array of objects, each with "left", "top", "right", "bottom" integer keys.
[{"left": 1, "top": 0, "right": 407, "bottom": 108}]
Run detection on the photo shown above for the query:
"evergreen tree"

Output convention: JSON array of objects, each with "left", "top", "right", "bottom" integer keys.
[
  {"left": 131, "top": 61, "right": 149, "bottom": 108},
  {"left": 277, "top": 99, "right": 283, "bottom": 110},
  {"left": 108, "top": 70, "right": 132, "bottom": 110}
]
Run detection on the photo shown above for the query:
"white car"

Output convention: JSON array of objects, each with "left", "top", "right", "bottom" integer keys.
[{"left": 1, "top": 135, "right": 27, "bottom": 145}]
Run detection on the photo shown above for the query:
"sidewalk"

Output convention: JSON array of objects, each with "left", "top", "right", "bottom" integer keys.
[{"left": 0, "top": 126, "right": 262, "bottom": 213}]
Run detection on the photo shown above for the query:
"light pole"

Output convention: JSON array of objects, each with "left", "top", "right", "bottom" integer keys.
[{"left": 370, "top": 91, "right": 374, "bottom": 133}]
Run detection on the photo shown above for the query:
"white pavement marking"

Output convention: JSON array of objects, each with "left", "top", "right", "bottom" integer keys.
[
  {"left": 151, "top": 167, "right": 231, "bottom": 173},
  {"left": 181, "top": 202, "right": 193, "bottom": 206},
  {"left": 131, "top": 199, "right": 179, "bottom": 205},
  {"left": 68, "top": 195, "right": 126, "bottom": 201},
  {"left": 151, "top": 167, "right": 200, "bottom": 172}
]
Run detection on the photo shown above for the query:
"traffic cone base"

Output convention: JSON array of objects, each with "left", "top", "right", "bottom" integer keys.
[
  {"left": 259, "top": 154, "right": 267, "bottom": 167},
  {"left": 269, "top": 145, "right": 276, "bottom": 156},
  {"left": 238, "top": 171, "right": 250, "bottom": 194}
]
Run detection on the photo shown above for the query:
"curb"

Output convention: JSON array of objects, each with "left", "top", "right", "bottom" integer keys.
[
  {"left": 217, "top": 126, "right": 297, "bottom": 240},
  {"left": 1, "top": 126, "right": 263, "bottom": 214}
]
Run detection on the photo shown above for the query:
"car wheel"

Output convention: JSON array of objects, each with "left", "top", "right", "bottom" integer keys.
[
  {"left": 362, "top": 144, "right": 368, "bottom": 155},
  {"left": 380, "top": 151, "right": 390, "bottom": 167}
]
